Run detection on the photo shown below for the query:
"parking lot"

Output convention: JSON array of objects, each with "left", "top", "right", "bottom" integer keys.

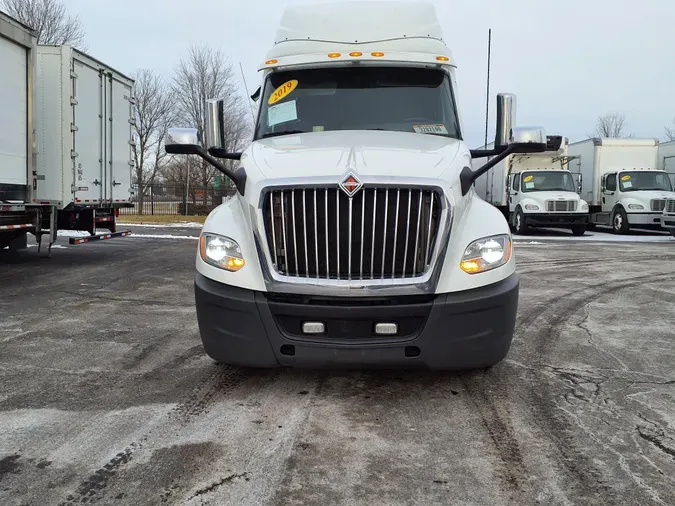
[{"left": 1, "top": 226, "right": 674, "bottom": 506}]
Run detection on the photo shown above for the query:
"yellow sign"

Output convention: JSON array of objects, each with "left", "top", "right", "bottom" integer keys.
[
  {"left": 268, "top": 80, "right": 298, "bottom": 105},
  {"left": 621, "top": 175, "right": 631, "bottom": 181},
  {"left": 523, "top": 175, "right": 534, "bottom": 182}
]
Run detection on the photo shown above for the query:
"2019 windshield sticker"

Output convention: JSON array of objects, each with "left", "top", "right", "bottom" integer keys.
[
  {"left": 413, "top": 124, "right": 448, "bottom": 134},
  {"left": 621, "top": 175, "right": 631, "bottom": 181},
  {"left": 523, "top": 175, "right": 534, "bottom": 182},
  {"left": 269, "top": 80, "right": 299, "bottom": 105}
]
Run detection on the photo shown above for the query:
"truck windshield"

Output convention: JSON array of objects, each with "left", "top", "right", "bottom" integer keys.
[
  {"left": 254, "top": 66, "right": 461, "bottom": 140},
  {"left": 520, "top": 171, "right": 576, "bottom": 192},
  {"left": 618, "top": 171, "right": 673, "bottom": 192}
]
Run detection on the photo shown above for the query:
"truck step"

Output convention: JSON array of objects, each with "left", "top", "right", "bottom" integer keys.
[
  {"left": 0, "top": 223, "right": 33, "bottom": 230},
  {"left": 69, "top": 230, "right": 130, "bottom": 245}
]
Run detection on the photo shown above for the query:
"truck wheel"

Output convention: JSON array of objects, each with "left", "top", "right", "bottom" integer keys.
[
  {"left": 611, "top": 207, "right": 630, "bottom": 235},
  {"left": 571, "top": 225, "right": 587, "bottom": 236},
  {"left": 513, "top": 208, "right": 529, "bottom": 235},
  {"left": 670, "top": 229, "right": 675, "bottom": 238}
]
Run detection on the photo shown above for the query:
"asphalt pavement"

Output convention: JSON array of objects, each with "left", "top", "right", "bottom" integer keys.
[{"left": 1, "top": 225, "right": 674, "bottom": 506}]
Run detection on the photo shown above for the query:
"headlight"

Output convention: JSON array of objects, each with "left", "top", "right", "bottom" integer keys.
[
  {"left": 199, "top": 233, "right": 245, "bottom": 271},
  {"left": 460, "top": 235, "right": 512, "bottom": 274},
  {"left": 524, "top": 204, "right": 539, "bottom": 211},
  {"left": 628, "top": 204, "right": 644, "bottom": 210},
  {"left": 581, "top": 201, "right": 589, "bottom": 211}
]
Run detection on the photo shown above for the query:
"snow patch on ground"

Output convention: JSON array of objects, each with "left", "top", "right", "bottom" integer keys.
[
  {"left": 118, "top": 222, "right": 204, "bottom": 229},
  {"left": 57, "top": 230, "right": 91, "bottom": 237},
  {"left": 26, "top": 244, "right": 68, "bottom": 249},
  {"left": 128, "top": 234, "right": 199, "bottom": 240}
]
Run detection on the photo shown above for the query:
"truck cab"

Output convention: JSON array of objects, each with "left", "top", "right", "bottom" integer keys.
[{"left": 164, "top": 1, "right": 553, "bottom": 370}]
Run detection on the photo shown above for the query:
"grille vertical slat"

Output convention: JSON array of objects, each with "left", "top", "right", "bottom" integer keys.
[
  {"left": 371, "top": 189, "right": 377, "bottom": 279},
  {"left": 381, "top": 189, "right": 389, "bottom": 279},
  {"left": 402, "top": 189, "right": 412, "bottom": 276},
  {"left": 291, "top": 190, "right": 299, "bottom": 276},
  {"left": 651, "top": 199, "right": 667, "bottom": 212},
  {"left": 314, "top": 190, "right": 319, "bottom": 279},
  {"left": 264, "top": 186, "right": 442, "bottom": 280},
  {"left": 546, "top": 200, "right": 577, "bottom": 212},
  {"left": 667, "top": 199, "right": 675, "bottom": 214},
  {"left": 413, "top": 190, "right": 423, "bottom": 277}
]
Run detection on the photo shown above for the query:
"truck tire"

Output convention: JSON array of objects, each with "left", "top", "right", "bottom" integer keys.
[
  {"left": 1, "top": 232, "right": 28, "bottom": 252},
  {"left": 611, "top": 207, "right": 630, "bottom": 235},
  {"left": 670, "top": 228, "right": 675, "bottom": 238},
  {"left": 513, "top": 208, "right": 529, "bottom": 235},
  {"left": 571, "top": 225, "right": 587, "bottom": 236}
]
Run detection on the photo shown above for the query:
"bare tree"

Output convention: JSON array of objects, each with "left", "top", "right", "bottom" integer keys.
[
  {"left": 131, "top": 69, "right": 175, "bottom": 214},
  {"left": 172, "top": 44, "right": 250, "bottom": 198},
  {"left": 1, "top": 0, "right": 85, "bottom": 46},
  {"left": 590, "top": 112, "right": 630, "bottom": 138},
  {"left": 665, "top": 117, "right": 675, "bottom": 142}
]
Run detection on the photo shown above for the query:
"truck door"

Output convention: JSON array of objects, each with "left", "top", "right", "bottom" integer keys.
[
  {"left": 104, "top": 74, "right": 134, "bottom": 204},
  {"left": 601, "top": 172, "right": 618, "bottom": 212},
  {"left": 72, "top": 60, "right": 104, "bottom": 204},
  {"left": 509, "top": 173, "right": 520, "bottom": 213}
]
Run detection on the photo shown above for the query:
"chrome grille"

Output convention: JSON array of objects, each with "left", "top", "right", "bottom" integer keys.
[
  {"left": 546, "top": 200, "right": 577, "bottom": 212},
  {"left": 651, "top": 199, "right": 667, "bottom": 212},
  {"left": 666, "top": 199, "right": 675, "bottom": 214},
  {"left": 262, "top": 187, "right": 442, "bottom": 280}
]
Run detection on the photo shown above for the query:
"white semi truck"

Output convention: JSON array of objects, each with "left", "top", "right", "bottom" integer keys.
[
  {"left": 165, "top": 1, "right": 554, "bottom": 370},
  {"left": 473, "top": 135, "right": 589, "bottom": 235},
  {"left": 0, "top": 10, "right": 134, "bottom": 253},
  {"left": 568, "top": 138, "right": 675, "bottom": 234}
]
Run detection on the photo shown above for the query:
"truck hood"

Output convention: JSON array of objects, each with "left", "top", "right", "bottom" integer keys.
[
  {"left": 247, "top": 130, "right": 462, "bottom": 181},
  {"left": 619, "top": 190, "right": 675, "bottom": 201},
  {"left": 519, "top": 191, "right": 583, "bottom": 202}
]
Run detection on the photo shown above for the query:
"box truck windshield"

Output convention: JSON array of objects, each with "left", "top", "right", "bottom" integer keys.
[
  {"left": 618, "top": 171, "right": 673, "bottom": 192},
  {"left": 520, "top": 171, "right": 576, "bottom": 192},
  {"left": 255, "top": 67, "right": 461, "bottom": 139}
]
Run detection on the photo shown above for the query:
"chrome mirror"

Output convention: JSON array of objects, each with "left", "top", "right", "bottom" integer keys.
[
  {"left": 494, "top": 93, "right": 516, "bottom": 148},
  {"left": 165, "top": 128, "right": 200, "bottom": 155},
  {"left": 509, "top": 126, "right": 547, "bottom": 153},
  {"left": 206, "top": 99, "right": 226, "bottom": 152}
]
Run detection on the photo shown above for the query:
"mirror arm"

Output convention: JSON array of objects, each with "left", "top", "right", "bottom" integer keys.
[
  {"left": 470, "top": 145, "right": 508, "bottom": 159},
  {"left": 461, "top": 145, "right": 517, "bottom": 196},
  {"left": 195, "top": 147, "right": 247, "bottom": 196},
  {"left": 208, "top": 147, "right": 243, "bottom": 161}
]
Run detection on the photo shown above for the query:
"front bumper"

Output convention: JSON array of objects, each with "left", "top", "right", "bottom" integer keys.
[
  {"left": 627, "top": 212, "right": 663, "bottom": 226},
  {"left": 661, "top": 215, "right": 675, "bottom": 229},
  {"left": 524, "top": 213, "right": 589, "bottom": 226},
  {"left": 194, "top": 272, "right": 519, "bottom": 370}
]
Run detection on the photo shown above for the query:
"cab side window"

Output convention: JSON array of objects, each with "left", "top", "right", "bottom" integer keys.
[
  {"left": 606, "top": 174, "right": 617, "bottom": 192},
  {"left": 513, "top": 174, "right": 520, "bottom": 192}
]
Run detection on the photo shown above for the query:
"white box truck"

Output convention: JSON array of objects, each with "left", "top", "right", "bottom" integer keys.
[
  {"left": 657, "top": 140, "right": 675, "bottom": 235},
  {"left": 473, "top": 136, "right": 590, "bottom": 235},
  {"left": 568, "top": 138, "right": 675, "bottom": 234},
  {"left": 0, "top": 9, "right": 134, "bottom": 253},
  {"left": 163, "top": 1, "right": 556, "bottom": 370}
]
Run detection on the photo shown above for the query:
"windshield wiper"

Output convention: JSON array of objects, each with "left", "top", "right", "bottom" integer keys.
[{"left": 260, "top": 130, "right": 307, "bottom": 139}]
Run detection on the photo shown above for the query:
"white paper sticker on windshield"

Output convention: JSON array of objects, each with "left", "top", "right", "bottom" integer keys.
[
  {"left": 268, "top": 100, "right": 298, "bottom": 127},
  {"left": 622, "top": 181, "right": 633, "bottom": 188},
  {"left": 413, "top": 124, "right": 448, "bottom": 134},
  {"left": 524, "top": 182, "right": 535, "bottom": 189}
]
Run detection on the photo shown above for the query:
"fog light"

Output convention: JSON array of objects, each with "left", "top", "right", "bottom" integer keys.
[
  {"left": 302, "top": 322, "right": 325, "bottom": 334},
  {"left": 375, "top": 323, "right": 398, "bottom": 335}
]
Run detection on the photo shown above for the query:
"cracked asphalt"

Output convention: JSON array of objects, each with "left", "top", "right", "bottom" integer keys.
[{"left": 1, "top": 226, "right": 674, "bottom": 505}]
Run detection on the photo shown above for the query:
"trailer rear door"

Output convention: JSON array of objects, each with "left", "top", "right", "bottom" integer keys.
[
  {"left": 0, "top": 35, "right": 28, "bottom": 193},
  {"left": 72, "top": 57, "right": 104, "bottom": 203},
  {"left": 106, "top": 75, "right": 133, "bottom": 204}
]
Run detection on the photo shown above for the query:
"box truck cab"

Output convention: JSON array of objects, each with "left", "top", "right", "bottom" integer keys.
[
  {"left": 568, "top": 138, "right": 675, "bottom": 234},
  {"left": 474, "top": 136, "right": 589, "bottom": 235},
  {"left": 165, "top": 1, "right": 554, "bottom": 370}
]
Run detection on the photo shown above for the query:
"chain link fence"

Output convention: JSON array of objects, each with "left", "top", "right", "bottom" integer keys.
[{"left": 119, "top": 184, "right": 237, "bottom": 216}]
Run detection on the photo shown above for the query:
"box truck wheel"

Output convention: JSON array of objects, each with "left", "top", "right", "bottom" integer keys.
[
  {"left": 513, "top": 208, "right": 529, "bottom": 235},
  {"left": 571, "top": 225, "right": 587, "bottom": 236},
  {"left": 0, "top": 232, "right": 28, "bottom": 252},
  {"left": 611, "top": 207, "right": 630, "bottom": 235}
]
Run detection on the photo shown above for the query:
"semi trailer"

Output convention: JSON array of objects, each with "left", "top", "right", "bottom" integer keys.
[
  {"left": 165, "top": 1, "right": 554, "bottom": 370},
  {"left": 0, "top": 10, "right": 134, "bottom": 253},
  {"left": 473, "top": 136, "right": 589, "bottom": 235},
  {"left": 567, "top": 138, "right": 675, "bottom": 234}
]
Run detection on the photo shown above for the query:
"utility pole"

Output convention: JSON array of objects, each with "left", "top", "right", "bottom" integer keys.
[{"left": 185, "top": 155, "right": 190, "bottom": 216}]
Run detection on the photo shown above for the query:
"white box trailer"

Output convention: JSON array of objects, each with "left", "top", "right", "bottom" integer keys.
[
  {"left": 473, "top": 136, "right": 590, "bottom": 235},
  {"left": 657, "top": 140, "right": 675, "bottom": 236},
  {"left": 35, "top": 45, "right": 135, "bottom": 208},
  {"left": 1, "top": 9, "right": 135, "bottom": 253},
  {"left": 567, "top": 138, "right": 675, "bottom": 233}
]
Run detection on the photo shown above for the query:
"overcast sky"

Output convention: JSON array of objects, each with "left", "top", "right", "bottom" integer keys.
[{"left": 62, "top": 0, "right": 674, "bottom": 147}]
